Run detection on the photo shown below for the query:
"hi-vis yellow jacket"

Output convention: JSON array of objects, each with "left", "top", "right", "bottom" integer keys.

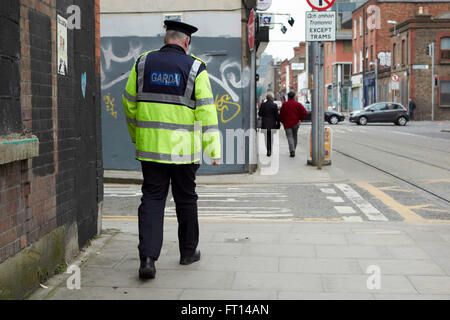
[{"left": 122, "top": 44, "right": 221, "bottom": 164}]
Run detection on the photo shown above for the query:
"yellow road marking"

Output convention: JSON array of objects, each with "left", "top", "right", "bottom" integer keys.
[
  {"left": 422, "top": 179, "right": 450, "bottom": 185},
  {"left": 406, "top": 204, "right": 449, "bottom": 213},
  {"left": 357, "top": 183, "right": 427, "bottom": 223},
  {"left": 378, "top": 186, "right": 414, "bottom": 193}
]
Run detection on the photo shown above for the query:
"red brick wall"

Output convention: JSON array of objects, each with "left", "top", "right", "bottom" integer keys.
[
  {"left": 353, "top": 0, "right": 450, "bottom": 73},
  {"left": 0, "top": 0, "right": 103, "bottom": 265}
]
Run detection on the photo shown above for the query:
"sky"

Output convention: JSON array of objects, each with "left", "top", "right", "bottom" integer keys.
[{"left": 262, "top": 0, "right": 310, "bottom": 61}]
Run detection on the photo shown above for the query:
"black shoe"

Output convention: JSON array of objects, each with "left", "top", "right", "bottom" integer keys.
[
  {"left": 267, "top": 151, "right": 272, "bottom": 157},
  {"left": 290, "top": 152, "right": 295, "bottom": 158},
  {"left": 180, "top": 250, "right": 201, "bottom": 265},
  {"left": 139, "top": 257, "right": 156, "bottom": 279}
]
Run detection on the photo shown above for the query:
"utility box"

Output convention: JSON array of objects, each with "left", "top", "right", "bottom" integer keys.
[{"left": 307, "top": 127, "right": 332, "bottom": 166}]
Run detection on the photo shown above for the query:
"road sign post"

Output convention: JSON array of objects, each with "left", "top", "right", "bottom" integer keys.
[
  {"left": 306, "top": 11, "right": 336, "bottom": 168},
  {"left": 248, "top": 9, "right": 257, "bottom": 171}
]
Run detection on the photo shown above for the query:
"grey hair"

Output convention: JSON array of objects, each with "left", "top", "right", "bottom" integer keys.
[
  {"left": 164, "top": 30, "right": 188, "bottom": 43},
  {"left": 266, "top": 92, "right": 274, "bottom": 101}
]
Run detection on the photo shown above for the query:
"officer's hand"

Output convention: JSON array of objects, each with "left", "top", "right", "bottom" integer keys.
[{"left": 212, "top": 160, "right": 221, "bottom": 166}]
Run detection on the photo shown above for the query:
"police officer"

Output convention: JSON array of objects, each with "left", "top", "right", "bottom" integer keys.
[{"left": 123, "top": 20, "right": 221, "bottom": 280}]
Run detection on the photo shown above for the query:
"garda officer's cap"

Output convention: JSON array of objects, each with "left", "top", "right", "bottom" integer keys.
[{"left": 164, "top": 20, "right": 198, "bottom": 37}]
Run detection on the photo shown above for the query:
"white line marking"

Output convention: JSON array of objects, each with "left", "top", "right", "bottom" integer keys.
[
  {"left": 342, "top": 216, "right": 364, "bottom": 222},
  {"left": 321, "top": 188, "right": 337, "bottom": 194},
  {"left": 335, "top": 184, "right": 388, "bottom": 221},
  {"left": 327, "top": 196, "right": 345, "bottom": 203},
  {"left": 334, "top": 206, "right": 357, "bottom": 214}
]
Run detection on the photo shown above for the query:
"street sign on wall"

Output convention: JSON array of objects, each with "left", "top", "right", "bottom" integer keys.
[
  {"left": 292, "top": 63, "right": 305, "bottom": 71},
  {"left": 259, "top": 14, "right": 274, "bottom": 29},
  {"left": 307, "top": 0, "right": 336, "bottom": 11},
  {"left": 257, "top": 0, "right": 272, "bottom": 11},
  {"left": 248, "top": 9, "right": 255, "bottom": 51},
  {"left": 306, "top": 11, "right": 336, "bottom": 42}
]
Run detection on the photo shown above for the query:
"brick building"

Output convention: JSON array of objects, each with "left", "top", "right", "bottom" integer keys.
[
  {"left": 352, "top": 0, "right": 450, "bottom": 110},
  {"left": 280, "top": 58, "right": 290, "bottom": 100},
  {"left": 389, "top": 13, "right": 450, "bottom": 120},
  {"left": 279, "top": 42, "right": 307, "bottom": 100},
  {"left": 0, "top": 0, "right": 103, "bottom": 299}
]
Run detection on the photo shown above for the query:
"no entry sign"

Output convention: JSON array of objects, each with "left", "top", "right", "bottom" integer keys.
[
  {"left": 307, "top": 0, "right": 336, "bottom": 11},
  {"left": 248, "top": 9, "right": 255, "bottom": 51}
]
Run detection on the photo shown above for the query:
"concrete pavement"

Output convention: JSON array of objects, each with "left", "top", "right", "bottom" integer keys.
[
  {"left": 28, "top": 122, "right": 450, "bottom": 300},
  {"left": 28, "top": 221, "right": 450, "bottom": 300}
]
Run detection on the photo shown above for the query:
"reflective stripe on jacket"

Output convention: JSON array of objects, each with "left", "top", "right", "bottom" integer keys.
[{"left": 122, "top": 44, "right": 221, "bottom": 164}]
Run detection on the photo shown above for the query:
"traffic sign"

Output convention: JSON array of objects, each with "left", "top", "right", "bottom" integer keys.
[
  {"left": 391, "top": 74, "right": 399, "bottom": 82},
  {"left": 307, "top": 0, "right": 336, "bottom": 11},
  {"left": 257, "top": 0, "right": 272, "bottom": 11},
  {"left": 306, "top": 11, "right": 336, "bottom": 42},
  {"left": 248, "top": 9, "right": 255, "bottom": 51}
]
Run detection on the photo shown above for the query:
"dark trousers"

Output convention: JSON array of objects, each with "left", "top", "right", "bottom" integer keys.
[
  {"left": 138, "top": 161, "right": 200, "bottom": 261},
  {"left": 285, "top": 124, "right": 300, "bottom": 154},
  {"left": 264, "top": 129, "right": 273, "bottom": 153}
]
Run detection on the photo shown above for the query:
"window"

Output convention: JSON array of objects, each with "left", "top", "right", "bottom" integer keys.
[
  {"left": 359, "top": 50, "right": 363, "bottom": 72},
  {"left": 370, "top": 45, "right": 374, "bottom": 66},
  {"left": 441, "top": 37, "right": 450, "bottom": 60},
  {"left": 393, "top": 43, "right": 397, "bottom": 66},
  {"left": 327, "top": 67, "right": 330, "bottom": 81},
  {"left": 354, "top": 20, "right": 357, "bottom": 39},
  {"left": 441, "top": 80, "right": 450, "bottom": 105},
  {"left": 333, "top": 42, "right": 336, "bottom": 54},
  {"left": 401, "top": 39, "right": 405, "bottom": 65},
  {"left": 344, "top": 41, "right": 352, "bottom": 53},
  {"left": 354, "top": 53, "right": 357, "bottom": 74},
  {"left": 359, "top": 16, "right": 363, "bottom": 37},
  {"left": 343, "top": 64, "right": 351, "bottom": 83}
]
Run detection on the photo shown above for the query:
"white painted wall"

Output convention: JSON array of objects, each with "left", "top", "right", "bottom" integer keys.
[
  {"left": 101, "top": 12, "right": 242, "bottom": 38},
  {"left": 101, "top": 0, "right": 242, "bottom": 13}
]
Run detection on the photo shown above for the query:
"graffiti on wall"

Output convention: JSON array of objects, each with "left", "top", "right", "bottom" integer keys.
[
  {"left": 103, "top": 93, "right": 118, "bottom": 119},
  {"left": 100, "top": 39, "right": 248, "bottom": 124},
  {"left": 100, "top": 37, "right": 247, "bottom": 172}
]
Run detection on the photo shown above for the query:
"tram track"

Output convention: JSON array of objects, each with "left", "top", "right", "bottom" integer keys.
[{"left": 333, "top": 147, "right": 450, "bottom": 206}]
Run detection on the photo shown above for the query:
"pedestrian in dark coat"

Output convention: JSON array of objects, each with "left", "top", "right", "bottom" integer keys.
[
  {"left": 279, "top": 91, "right": 308, "bottom": 158},
  {"left": 258, "top": 92, "right": 280, "bottom": 157},
  {"left": 408, "top": 98, "right": 416, "bottom": 121}
]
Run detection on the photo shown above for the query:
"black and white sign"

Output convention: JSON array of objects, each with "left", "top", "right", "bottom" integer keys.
[{"left": 306, "top": 11, "right": 336, "bottom": 42}]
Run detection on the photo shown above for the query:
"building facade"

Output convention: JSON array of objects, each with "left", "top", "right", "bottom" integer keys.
[
  {"left": 100, "top": 0, "right": 257, "bottom": 174},
  {"left": 352, "top": 0, "right": 450, "bottom": 110},
  {"left": 389, "top": 13, "right": 450, "bottom": 120}
]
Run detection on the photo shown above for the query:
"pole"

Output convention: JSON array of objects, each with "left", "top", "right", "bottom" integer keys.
[
  {"left": 318, "top": 41, "right": 325, "bottom": 170},
  {"left": 431, "top": 42, "right": 435, "bottom": 121},
  {"left": 311, "top": 41, "right": 319, "bottom": 167},
  {"left": 250, "top": 47, "right": 257, "bottom": 170}
]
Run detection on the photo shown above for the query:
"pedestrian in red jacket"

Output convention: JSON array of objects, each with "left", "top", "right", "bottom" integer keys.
[{"left": 279, "top": 91, "right": 308, "bottom": 158}]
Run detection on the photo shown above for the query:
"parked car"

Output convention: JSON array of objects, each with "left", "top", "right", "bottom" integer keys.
[
  {"left": 349, "top": 102, "right": 409, "bottom": 126},
  {"left": 303, "top": 104, "right": 346, "bottom": 125}
]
